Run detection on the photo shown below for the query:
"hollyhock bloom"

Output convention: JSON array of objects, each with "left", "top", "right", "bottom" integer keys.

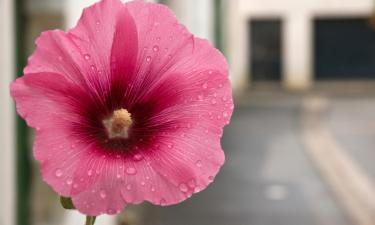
[{"left": 11, "top": 0, "right": 233, "bottom": 216}]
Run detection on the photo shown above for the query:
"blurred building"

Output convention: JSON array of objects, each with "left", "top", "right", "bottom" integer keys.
[{"left": 224, "top": 0, "right": 375, "bottom": 91}]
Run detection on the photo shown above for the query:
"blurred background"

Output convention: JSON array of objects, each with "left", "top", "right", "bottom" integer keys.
[{"left": 1, "top": 0, "right": 375, "bottom": 224}]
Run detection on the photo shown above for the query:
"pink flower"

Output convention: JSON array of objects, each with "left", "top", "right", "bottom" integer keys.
[{"left": 10, "top": 0, "right": 233, "bottom": 216}]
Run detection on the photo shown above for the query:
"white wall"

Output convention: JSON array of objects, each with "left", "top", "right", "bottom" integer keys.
[
  {"left": 168, "top": 0, "right": 214, "bottom": 42},
  {"left": 224, "top": 0, "right": 374, "bottom": 91},
  {"left": 0, "top": 0, "right": 15, "bottom": 224}
]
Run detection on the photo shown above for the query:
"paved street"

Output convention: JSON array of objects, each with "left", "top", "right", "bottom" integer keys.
[{"left": 121, "top": 87, "right": 375, "bottom": 225}]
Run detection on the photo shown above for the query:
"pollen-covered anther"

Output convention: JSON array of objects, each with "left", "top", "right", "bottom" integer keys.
[{"left": 103, "top": 108, "right": 133, "bottom": 139}]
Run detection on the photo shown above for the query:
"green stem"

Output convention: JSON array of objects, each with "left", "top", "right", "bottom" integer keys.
[{"left": 85, "top": 216, "right": 96, "bottom": 225}]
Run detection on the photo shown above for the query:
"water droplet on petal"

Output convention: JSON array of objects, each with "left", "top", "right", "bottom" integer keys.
[
  {"left": 202, "top": 82, "right": 208, "bottom": 89},
  {"left": 160, "top": 198, "right": 167, "bottom": 206},
  {"left": 87, "top": 170, "right": 93, "bottom": 176},
  {"left": 208, "top": 70, "right": 213, "bottom": 75},
  {"left": 133, "top": 154, "right": 143, "bottom": 161},
  {"left": 146, "top": 176, "right": 150, "bottom": 180},
  {"left": 179, "top": 183, "right": 188, "bottom": 192},
  {"left": 84, "top": 54, "right": 91, "bottom": 60},
  {"left": 66, "top": 179, "right": 73, "bottom": 185},
  {"left": 151, "top": 186, "right": 155, "bottom": 192},
  {"left": 141, "top": 181, "right": 146, "bottom": 186},
  {"left": 188, "top": 179, "right": 196, "bottom": 188},
  {"left": 205, "top": 129, "right": 209, "bottom": 134},
  {"left": 146, "top": 56, "right": 152, "bottom": 62},
  {"left": 167, "top": 143, "right": 173, "bottom": 149},
  {"left": 196, "top": 160, "right": 202, "bottom": 168},
  {"left": 223, "top": 111, "right": 229, "bottom": 118},
  {"left": 55, "top": 169, "right": 63, "bottom": 177},
  {"left": 35, "top": 126, "right": 41, "bottom": 131},
  {"left": 126, "top": 184, "right": 132, "bottom": 190},
  {"left": 90, "top": 65, "right": 96, "bottom": 71},
  {"left": 153, "top": 45, "right": 159, "bottom": 52},
  {"left": 211, "top": 99, "right": 217, "bottom": 105},
  {"left": 96, "top": 20, "right": 100, "bottom": 25},
  {"left": 126, "top": 167, "right": 137, "bottom": 175},
  {"left": 116, "top": 174, "right": 122, "bottom": 179},
  {"left": 100, "top": 190, "right": 107, "bottom": 199}
]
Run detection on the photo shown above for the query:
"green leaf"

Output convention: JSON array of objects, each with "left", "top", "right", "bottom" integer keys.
[{"left": 60, "top": 196, "right": 76, "bottom": 210}]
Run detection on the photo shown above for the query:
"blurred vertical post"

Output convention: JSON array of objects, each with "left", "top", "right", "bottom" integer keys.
[
  {"left": 14, "top": 0, "right": 32, "bottom": 224},
  {"left": 167, "top": 0, "right": 214, "bottom": 43},
  {"left": 283, "top": 13, "right": 312, "bottom": 90},
  {"left": 0, "top": 0, "right": 16, "bottom": 224}
]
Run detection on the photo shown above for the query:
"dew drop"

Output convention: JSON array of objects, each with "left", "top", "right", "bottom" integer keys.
[
  {"left": 126, "top": 184, "right": 132, "bottom": 190},
  {"left": 116, "top": 174, "right": 122, "bottom": 179},
  {"left": 208, "top": 70, "right": 213, "bottom": 75},
  {"left": 126, "top": 167, "right": 137, "bottom": 175},
  {"left": 133, "top": 154, "right": 143, "bottom": 161},
  {"left": 87, "top": 170, "right": 93, "bottom": 176},
  {"left": 195, "top": 160, "right": 202, "bottom": 168},
  {"left": 141, "top": 181, "right": 146, "bottom": 186},
  {"left": 146, "top": 56, "right": 152, "bottom": 62},
  {"left": 66, "top": 178, "right": 73, "bottom": 185},
  {"left": 188, "top": 179, "right": 196, "bottom": 188},
  {"left": 73, "top": 183, "right": 79, "bottom": 189},
  {"left": 152, "top": 45, "right": 159, "bottom": 52},
  {"left": 151, "top": 186, "right": 155, "bottom": 192},
  {"left": 160, "top": 198, "right": 167, "bottom": 206},
  {"left": 35, "top": 126, "right": 41, "bottom": 131},
  {"left": 90, "top": 65, "right": 96, "bottom": 71},
  {"left": 211, "top": 99, "right": 217, "bottom": 105},
  {"left": 96, "top": 20, "right": 100, "bottom": 25},
  {"left": 202, "top": 82, "right": 208, "bottom": 89},
  {"left": 84, "top": 54, "right": 91, "bottom": 60},
  {"left": 219, "top": 83, "right": 223, "bottom": 88},
  {"left": 55, "top": 169, "right": 63, "bottom": 178},
  {"left": 223, "top": 111, "right": 229, "bottom": 118},
  {"left": 167, "top": 143, "right": 173, "bottom": 149},
  {"left": 179, "top": 183, "right": 188, "bottom": 192},
  {"left": 146, "top": 176, "right": 150, "bottom": 180},
  {"left": 205, "top": 129, "right": 209, "bottom": 134},
  {"left": 100, "top": 190, "right": 107, "bottom": 199}
]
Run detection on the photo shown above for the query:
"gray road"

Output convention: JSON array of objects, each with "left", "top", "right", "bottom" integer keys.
[{"left": 134, "top": 91, "right": 361, "bottom": 225}]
